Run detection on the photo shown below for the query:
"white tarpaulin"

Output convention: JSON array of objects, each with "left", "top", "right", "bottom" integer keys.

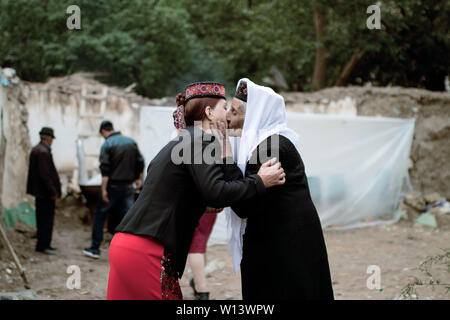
[{"left": 139, "top": 107, "right": 415, "bottom": 243}]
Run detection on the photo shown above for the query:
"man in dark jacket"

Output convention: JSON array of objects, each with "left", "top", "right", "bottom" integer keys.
[
  {"left": 27, "top": 127, "right": 61, "bottom": 255},
  {"left": 83, "top": 120, "right": 145, "bottom": 259}
]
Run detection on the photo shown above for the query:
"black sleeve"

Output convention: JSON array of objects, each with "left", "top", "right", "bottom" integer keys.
[
  {"left": 228, "top": 162, "right": 265, "bottom": 219},
  {"left": 221, "top": 157, "right": 243, "bottom": 181},
  {"left": 229, "top": 136, "right": 282, "bottom": 218},
  {"left": 135, "top": 144, "right": 145, "bottom": 178},
  {"left": 99, "top": 146, "right": 111, "bottom": 177},
  {"left": 219, "top": 159, "right": 261, "bottom": 218},
  {"left": 186, "top": 158, "right": 266, "bottom": 209},
  {"left": 37, "top": 151, "right": 57, "bottom": 196}
]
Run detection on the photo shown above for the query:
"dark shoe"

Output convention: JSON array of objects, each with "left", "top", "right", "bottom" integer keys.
[
  {"left": 83, "top": 248, "right": 100, "bottom": 259},
  {"left": 36, "top": 248, "right": 56, "bottom": 255},
  {"left": 196, "top": 292, "right": 210, "bottom": 300},
  {"left": 190, "top": 278, "right": 210, "bottom": 300},
  {"left": 189, "top": 277, "right": 198, "bottom": 296}
]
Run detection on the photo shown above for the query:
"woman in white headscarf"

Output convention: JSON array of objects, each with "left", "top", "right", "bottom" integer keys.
[{"left": 225, "top": 79, "right": 334, "bottom": 300}]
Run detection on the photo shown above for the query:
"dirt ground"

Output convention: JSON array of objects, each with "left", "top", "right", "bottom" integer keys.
[{"left": 0, "top": 197, "right": 449, "bottom": 300}]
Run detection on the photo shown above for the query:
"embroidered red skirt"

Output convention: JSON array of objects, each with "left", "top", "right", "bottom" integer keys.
[
  {"left": 189, "top": 213, "right": 217, "bottom": 253},
  {"left": 107, "top": 232, "right": 183, "bottom": 300}
]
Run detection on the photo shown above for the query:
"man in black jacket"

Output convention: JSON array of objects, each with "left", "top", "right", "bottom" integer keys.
[
  {"left": 83, "top": 120, "right": 145, "bottom": 259},
  {"left": 27, "top": 127, "right": 61, "bottom": 255}
]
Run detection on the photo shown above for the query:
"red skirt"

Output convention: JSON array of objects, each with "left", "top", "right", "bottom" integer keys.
[
  {"left": 189, "top": 213, "right": 217, "bottom": 253},
  {"left": 107, "top": 232, "right": 182, "bottom": 300}
]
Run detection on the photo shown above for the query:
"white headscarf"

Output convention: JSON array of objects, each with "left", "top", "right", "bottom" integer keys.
[{"left": 226, "top": 78, "right": 299, "bottom": 274}]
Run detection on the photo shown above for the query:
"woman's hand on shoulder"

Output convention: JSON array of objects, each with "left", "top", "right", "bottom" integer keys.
[{"left": 257, "top": 158, "right": 286, "bottom": 188}]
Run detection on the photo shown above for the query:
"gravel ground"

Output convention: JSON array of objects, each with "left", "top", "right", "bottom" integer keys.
[{"left": 0, "top": 200, "right": 449, "bottom": 300}]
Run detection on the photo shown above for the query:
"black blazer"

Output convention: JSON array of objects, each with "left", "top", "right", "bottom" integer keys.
[
  {"left": 26, "top": 143, "right": 61, "bottom": 199},
  {"left": 116, "top": 127, "right": 266, "bottom": 277}
]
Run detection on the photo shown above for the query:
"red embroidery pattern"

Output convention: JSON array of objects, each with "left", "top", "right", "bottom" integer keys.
[
  {"left": 161, "top": 253, "right": 183, "bottom": 300},
  {"left": 235, "top": 80, "right": 248, "bottom": 102},
  {"left": 185, "top": 82, "right": 226, "bottom": 101},
  {"left": 173, "top": 105, "right": 186, "bottom": 130}
]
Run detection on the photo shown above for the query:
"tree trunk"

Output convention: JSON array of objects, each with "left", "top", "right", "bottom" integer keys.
[
  {"left": 312, "top": 5, "right": 327, "bottom": 91},
  {"left": 336, "top": 48, "right": 362, "bottom": 87}
]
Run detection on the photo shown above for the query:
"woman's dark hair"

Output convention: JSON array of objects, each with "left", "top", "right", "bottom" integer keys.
[{"left": 183, "top": 97, "right": 224, "bottom": 127}]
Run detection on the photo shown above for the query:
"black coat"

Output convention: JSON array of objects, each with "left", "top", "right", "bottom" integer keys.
[
  {"left": 26, "top": 143, "right": 61, "bottom": 199},
  {"left": 116, "top": 127, "right": 266, "bottom": 278},
  {"left": 229, "top": 135, "right": 334, "bottom": 300}
]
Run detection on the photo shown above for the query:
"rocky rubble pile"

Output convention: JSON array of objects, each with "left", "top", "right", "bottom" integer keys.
[
  {"left": 398, "top": 192, "right": 450, "bottom": 229},
  {"left": 31, "top": 72, "right": 174, "bottom": 107},
  {"left": 282, "top": 86, "right": 450, "bottom": 200}
]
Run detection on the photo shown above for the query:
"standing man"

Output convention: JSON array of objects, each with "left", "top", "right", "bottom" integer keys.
[
  {"left": 27, "top": 127, "right": 61, "bottom": 255},
  {"left": 83, "top": 120, "right": 144, "bottom": 259}
]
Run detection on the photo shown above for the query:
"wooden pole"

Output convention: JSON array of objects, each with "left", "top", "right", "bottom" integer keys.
[
  {"left": 0, "top": 224, "right": 30, "bottom": 289},
  {"left": 336, "top": 48, "right": 363, "bottom": 87},
  {"left": 312, "top": 5, "right": 328, "bottom": 91}
]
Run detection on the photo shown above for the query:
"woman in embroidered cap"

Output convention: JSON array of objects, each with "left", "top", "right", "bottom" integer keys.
[{"left": 107, "top": 82, "right": 286, "bottom": 300}]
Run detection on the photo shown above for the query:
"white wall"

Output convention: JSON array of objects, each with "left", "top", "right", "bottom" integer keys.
[
  {"left": 25, "top": 88, "right": 142, "bottom": 180},
  {"left": 139, "top": 106, "right": 176, "bottom": 176}
]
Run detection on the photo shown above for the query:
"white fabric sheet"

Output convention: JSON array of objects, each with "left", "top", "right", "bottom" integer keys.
[{"left": 139, "top": 105, "right": 415, "bottom": 273}]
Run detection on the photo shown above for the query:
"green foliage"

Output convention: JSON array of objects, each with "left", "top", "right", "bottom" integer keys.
[{"left": 0, "top": 0, "right": 448, "bottom": 97}]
